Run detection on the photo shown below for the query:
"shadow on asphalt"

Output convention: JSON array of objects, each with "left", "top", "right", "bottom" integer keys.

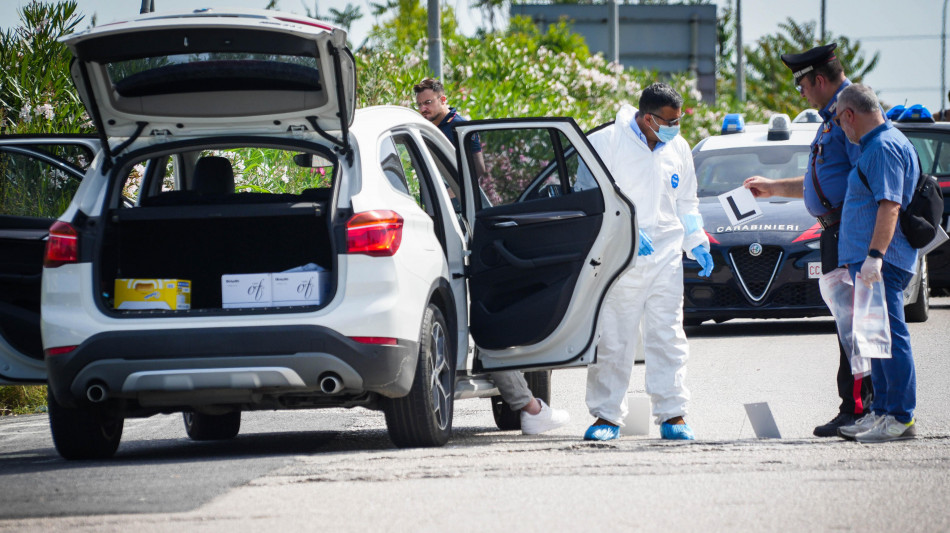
[{"left": 0, "top": 428, "right": 397, "bottom": 475}]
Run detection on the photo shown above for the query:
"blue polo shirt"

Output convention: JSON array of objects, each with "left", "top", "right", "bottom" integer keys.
[
  {"left": 839, "top": 120, "right": 920, "bottom": 273},
  {"left": 802, "top": 80, "right": 862, "bottom": 217},
  {"left": 438, "top": 107, "right": 481, "bottom": 153}
]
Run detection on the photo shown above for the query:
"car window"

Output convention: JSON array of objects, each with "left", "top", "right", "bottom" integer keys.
[
  {"left": 0, "top": 144, "right": 91, "bottom": 218},
  {"left": 128, "top": 145, "right": 335, "bottom": 205},
  {"left": 423, "top": 137, "right": 462, "bottom": 215},
  {"left": 902, "top": 132, "right": 950, "bottom": 175},
  {"left": 392, "top": 136, "right": 424, "bottom": 206},
  {"left": 380, "top": 136, "right": 410, "bottom": 195},
  {"left": 693, "top": 146, "right": 809, "bottom": 198},
  {"left": 392, "top": 134, "right": 442, "bottom": 217},
  {"left": 464, "top": 127, "right": 592, "bottom": 209}
]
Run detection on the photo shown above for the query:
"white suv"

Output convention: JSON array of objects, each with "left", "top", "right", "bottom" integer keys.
[{"left": 0, "top": 9, "right": 635, "bottom": 459}]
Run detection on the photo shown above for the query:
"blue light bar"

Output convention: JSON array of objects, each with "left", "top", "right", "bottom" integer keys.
[
  {"left": 885, "top": 105, "right": 906, "bottom": 120},
  {"left": 897, "top": 104, "right": 934, "bottom": 123},
  {"left": 721, "top": 113, "right": 745, "bottom": 135}
]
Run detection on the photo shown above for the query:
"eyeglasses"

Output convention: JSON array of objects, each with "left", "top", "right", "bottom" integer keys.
[
  {"left": 796, "top": 77, "right": 813, "bottom": 94},
  {"left": 833, "top": 108, "right": 852, "bottom": 127},
  {"left": 650, "top": 113, "right": 682, "bottom": 127},
  {"left": 415, "top": 98, "right": 437, "bottom": 109}
]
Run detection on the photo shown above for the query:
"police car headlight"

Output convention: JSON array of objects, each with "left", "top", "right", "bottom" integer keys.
[{"left": 804, "top": 240, "right": 821, "bottom": 250}]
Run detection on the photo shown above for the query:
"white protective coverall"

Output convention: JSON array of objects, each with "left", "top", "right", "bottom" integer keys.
[{"left": 584, "top": 104, "right": 709, "bottom": 426}]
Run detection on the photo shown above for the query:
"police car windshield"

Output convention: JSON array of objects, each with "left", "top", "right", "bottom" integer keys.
[{"left": 693, "top": 146, "right": 809, "bottom": 199}]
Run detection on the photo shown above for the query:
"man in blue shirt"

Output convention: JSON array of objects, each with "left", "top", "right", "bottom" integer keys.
[
  {"left": 833, "top": 83, "right": 918, "bottom": 442},
  {"left": 744, "top": 44, "right": 871, "bottom": 436}
]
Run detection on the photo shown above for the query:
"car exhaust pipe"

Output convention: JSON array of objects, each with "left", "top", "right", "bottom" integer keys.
[
  {"left": 319, "top": 373, "right": 344, "bottom": 394},
  {"left": 86, "top": 383, "right": 108, "bottom": 403}
]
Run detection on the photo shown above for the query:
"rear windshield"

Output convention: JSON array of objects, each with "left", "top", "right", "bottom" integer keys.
[
  {"left": 693, "top": 145, "right": 809, "bottom": 199},
  {"left": 115, "top": 144, "right": 336, "bottom": 208},
  {"left": 107, "top": 53, "right": 321, "bottom": 97}
]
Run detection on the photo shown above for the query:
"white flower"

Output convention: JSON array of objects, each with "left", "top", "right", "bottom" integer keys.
[
  {"left": 36, "top": 103, "right": 55, "bottom": 120},
  {"left": 19, "top": 103, "right": 32, "bottom": 123}
]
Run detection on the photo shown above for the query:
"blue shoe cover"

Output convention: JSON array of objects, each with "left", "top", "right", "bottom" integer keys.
[
  {"left": 584, "top": 424, "right": 620, "bottom": 441},
  {"left": 660, "top": 422, "right": 695, "bottom": 440}
]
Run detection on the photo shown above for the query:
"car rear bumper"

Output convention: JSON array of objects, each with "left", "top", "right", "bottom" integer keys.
[{"left": 46, "top": 325, "right": 418, "bottom": 408}]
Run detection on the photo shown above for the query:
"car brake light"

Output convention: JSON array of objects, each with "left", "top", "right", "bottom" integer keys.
[
  {"left": 44, "top": 345, "right": 77, "bottom": 357},
  {"left": 44, "top": 221, "right": 79, "bottom": 268},
  {"left": 275, "top": 17, "right": 334, "bottom": 31},
  {"left": 350, "top": 336, "right": 398, "bottom": 345},
  {"left": 346, "top": 210, "right": 403, "bottom": 256},
  {"left": 705, "top": 230, "right": 720, "bottom": 245},
  {"left": 792, "top": 222, "right": 823, "bottom": 243}
]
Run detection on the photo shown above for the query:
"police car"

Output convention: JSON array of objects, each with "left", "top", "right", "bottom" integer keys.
[
  {"left": 891, "top": 104, "right": 950, "bottom": 297},
  {"left": 685, "top": 112, "right": 929, "bottom": 325}
]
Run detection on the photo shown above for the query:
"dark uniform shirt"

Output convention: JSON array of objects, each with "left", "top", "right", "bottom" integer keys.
[
  {"left": 803, "top": 80, "right": 862, "bottom": 217},
  {"left": 437, "top": 107, "right": 481, "bottom": 153}
]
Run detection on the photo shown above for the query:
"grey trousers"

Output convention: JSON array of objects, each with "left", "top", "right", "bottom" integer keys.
[{"left": 490, "top": 371, "right": 533, "bottom": 410}]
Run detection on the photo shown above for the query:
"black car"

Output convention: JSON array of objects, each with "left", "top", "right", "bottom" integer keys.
[
  {"left": 894, "top": 120, "right": 950, "bottom": 296},
  {"left": 685, "top": 114, "right": 929, "bottom": 325}
]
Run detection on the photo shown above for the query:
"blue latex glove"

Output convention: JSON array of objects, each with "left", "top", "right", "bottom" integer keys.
[
  {"left": 692, "top": 245, "right": 714, "bottom": 277},
  {"left": 638, "top": 229, "right": 654, "bottom": 256}
]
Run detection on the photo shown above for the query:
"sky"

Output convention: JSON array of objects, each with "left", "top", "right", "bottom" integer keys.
[{"left": 1, "top": 0, "right": 948, "bottom": 114}]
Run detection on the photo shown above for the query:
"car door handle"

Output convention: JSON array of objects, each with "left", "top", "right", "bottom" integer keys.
[
  {"left": 486, "top": 210, "right": 586, "bottom": 229},
  {"left": 492, "top": 220, "right": 518, "bottom": 228},
  {"left": 493, "top": 241, "right": 582, "bottom": 269}
]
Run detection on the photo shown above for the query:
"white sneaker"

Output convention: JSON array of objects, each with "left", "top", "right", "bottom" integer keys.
[
  {"left": 854, "top": 415, "right": 916, "bottom": 443},
  {"left": 837, "top": 412, "right": 882, "bottom": 440},
  {"left": 521, "top": 399, "right": 570, "bottom": 435}
]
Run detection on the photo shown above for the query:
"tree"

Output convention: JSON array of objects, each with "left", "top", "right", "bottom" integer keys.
[
  {"left": 0, "top": 1, "right": 90, "bottom": 134},
  {"left": 742, "top": 18, "right": 879, "bottom": 116}
]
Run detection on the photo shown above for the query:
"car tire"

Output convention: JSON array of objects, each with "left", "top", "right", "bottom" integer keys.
[
  {"left": 183, "top": 411, "right": 241, "bottom": 441},
  {"left": 904, "top": 258, "right": 929, "bottom": 323},
  {"left": 491, "top": 370, "right": 552, "bottom": 431},
  {"left": 383, "top": 303, "right": 454, "bottom": 448},
  {"left": 47, "top": 388, "right": 123, "bottom": 460}
]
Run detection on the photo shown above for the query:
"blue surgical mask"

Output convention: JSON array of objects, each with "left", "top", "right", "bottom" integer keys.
[{"left": 651, "top": 114, "right": 680, "bottom": 143}]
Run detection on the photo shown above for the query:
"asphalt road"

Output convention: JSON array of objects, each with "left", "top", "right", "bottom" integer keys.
[{"left": 1, "top": 297, "right": 948, "bottom": 532}]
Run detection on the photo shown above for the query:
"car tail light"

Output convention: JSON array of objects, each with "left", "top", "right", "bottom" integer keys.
[
  {"left": 44, "top": 345, "right": 77, "bottom": 357},
  {"left": 346, "top": 210, "right": 403, "bottom": 256},
  {"left": 350, "top": 336, "right": 398, "bottom": 345},
  {"left": 705, "top": 230, "right": 720, "bottom": 245},
  {"left": 44, "top": 221, "right": 79, "bottom": 268},
  {"left": 792, "top": 222, "right": 823, "bottom": 243}
]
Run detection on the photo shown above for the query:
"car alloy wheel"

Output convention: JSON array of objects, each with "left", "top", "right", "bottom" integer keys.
[{"left": 382, "top": 303, "right": 455, "bottom": 447}]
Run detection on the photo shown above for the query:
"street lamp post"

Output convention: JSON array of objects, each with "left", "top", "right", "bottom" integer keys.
[{"left": 427, "top": 0, "right": 442, "bottom": 79}]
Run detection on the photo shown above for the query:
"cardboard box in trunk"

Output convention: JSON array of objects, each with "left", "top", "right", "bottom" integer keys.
[{"left": 115, "top": 279, "right": 191, "bottom": 310}]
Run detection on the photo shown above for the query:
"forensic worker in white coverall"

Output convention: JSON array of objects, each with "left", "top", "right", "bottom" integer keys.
[{"left": 578, "top": 83, "right": 713, "bottom": 441}]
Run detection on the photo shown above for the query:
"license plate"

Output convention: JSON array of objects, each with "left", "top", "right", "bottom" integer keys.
[{"left": 807, "top": 262, "right": 823, "bottom": 279}]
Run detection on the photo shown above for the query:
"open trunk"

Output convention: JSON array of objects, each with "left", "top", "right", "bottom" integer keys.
[{"left": 98, "top": 196, "right": 335, "bottom": 313}]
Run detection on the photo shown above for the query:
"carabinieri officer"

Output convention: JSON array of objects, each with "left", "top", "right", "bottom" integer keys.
[{"left": 743, "top": 43, "right": 871, "bottom": 437}]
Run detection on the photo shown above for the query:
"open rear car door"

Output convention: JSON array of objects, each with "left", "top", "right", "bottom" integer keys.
[{"left": 454, "top": 118, "right": 636, "bottom": 372}]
